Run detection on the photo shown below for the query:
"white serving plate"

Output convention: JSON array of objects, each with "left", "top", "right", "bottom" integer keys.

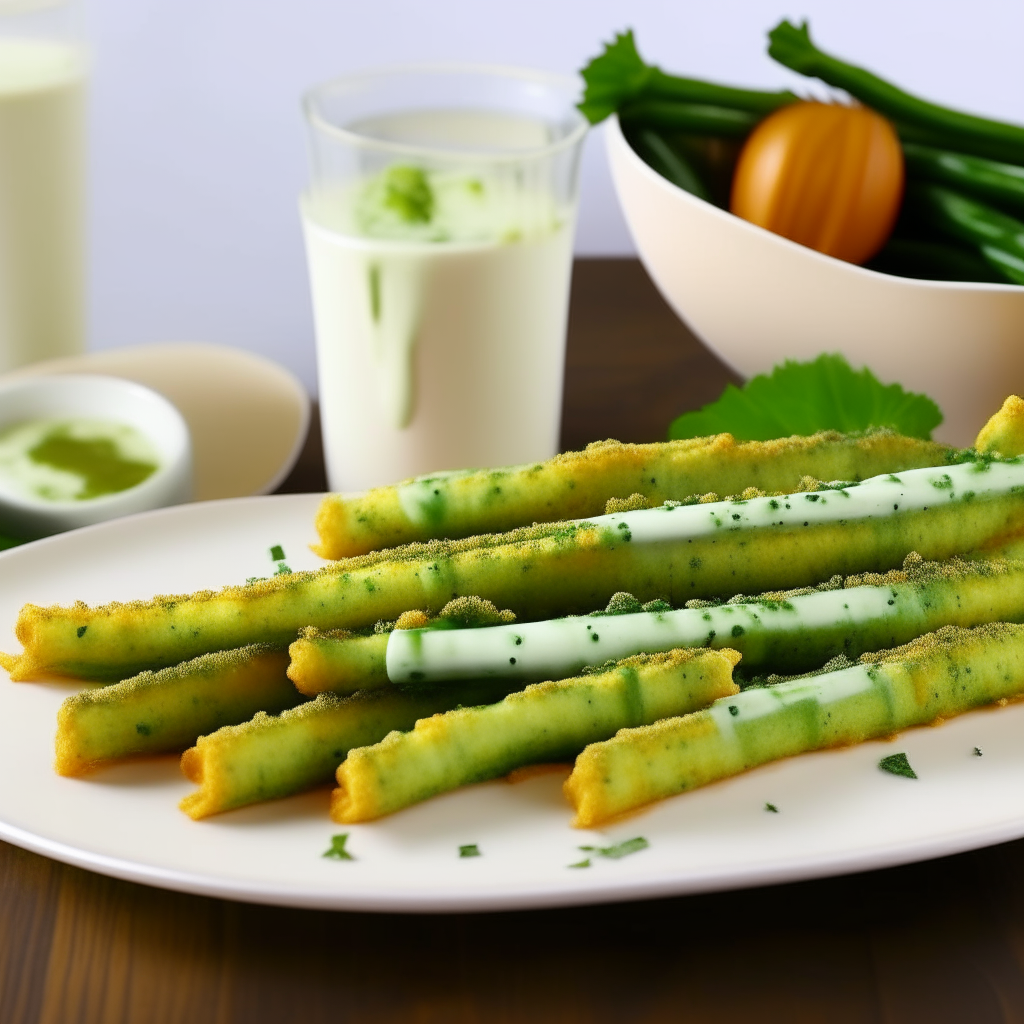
[{"left": 2, "top": 494, "right": 1024, "bottom": 913}]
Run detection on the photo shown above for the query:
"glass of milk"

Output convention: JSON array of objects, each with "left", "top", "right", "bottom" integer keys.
[
  {"left": 0, "top": 0, "right": 88, "bottom": 372},
  {"left": 301, "top": 66, "right": 587, "bottom": 492}
]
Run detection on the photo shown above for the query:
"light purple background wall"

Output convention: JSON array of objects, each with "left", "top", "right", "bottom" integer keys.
[{"left": 86, "top": 0, "right": 1024, "bottom": 394}]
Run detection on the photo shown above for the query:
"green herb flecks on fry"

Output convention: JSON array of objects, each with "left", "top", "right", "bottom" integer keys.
[
  {"left": 9, "top": 456, "right": 1024, "bottom": 683},
  {"left": 54, "top": 644, "right": 302, "bottom": 776},
  {"left": 330, "top": 648, "right": 739, "bottom": 823},
  {"left": 315, "top": 429, "right": 949, "bottom": 557},
  {"left": 566, "top": 623, "right": 1024, "bottom": 827},
  {"left": 179, "top": 678, "right": 520, "bottom": 819}
]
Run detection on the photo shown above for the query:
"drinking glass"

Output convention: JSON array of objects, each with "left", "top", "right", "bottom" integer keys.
[
  {"left": 301, "top": 65, "right": 587, "bottom": 492},
  {"left": 0, "top": 0, "right": 87, "bottom": 372}
]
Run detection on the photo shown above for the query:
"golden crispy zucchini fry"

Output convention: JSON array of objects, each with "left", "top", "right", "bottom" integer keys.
[
  {"left": 330, "top": 648, "right": 739, "bottom": 823},
  {"left": 566, "top": 623, "right": 1024, "bottom": 827},
  {"left": 976, "top": 395, "right": 1024, "bottom": 457},
  {"left": 287, "top": 628, "right": 390, "bottom": 696},
  {"left": 179, "top": 678, "right": 517, "bottom": 819},
  {"left": 55, "top": 644, "right": 301, "bottom": 776},
  {"left": 10, "top": 457, "right": 1024, "bottom": 682},
  {"left": 314, "top": 431, "right": 950, "bottom": 557}
]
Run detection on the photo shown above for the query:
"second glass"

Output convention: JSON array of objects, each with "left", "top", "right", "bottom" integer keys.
[{"left": 301, "top": 65, "right": 587, "bottom": 492}]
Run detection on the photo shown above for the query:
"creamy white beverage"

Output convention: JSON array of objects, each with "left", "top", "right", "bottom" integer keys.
[
  {"left": 0, "top": 38, "right": 87, "bottom": 371},
  {"left": 301, "top": 109, "right": 577, "bottom": 492}
]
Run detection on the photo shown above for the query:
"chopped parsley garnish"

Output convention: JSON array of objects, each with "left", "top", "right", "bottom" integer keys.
[
  {"left": 973, "top": 746, "right": 983, "bottom": 757},
  {"left": 459, "top": 843, "right": 481, "bottom": 858},
  {"left": 274, "top": 563, "right": 293, "bottom": 575},
  {"left": 322, "top": 833, "right": 354, "bottom": 860},
  {"left": 579, "top": 836, "right": 649, "bottom": 860},
  {"left": 668, "top": 354, "right": 942, "bottom": 442},
  {"left": 269, "top": 544, "right": 285, "bottom": 562},
  {"left": 765, "top": 802, "right": 778, "bottom": 813},
  {"left": 878, "top": 752, "right": 917, "bottom": 779},
  {"left": 568, "top": 858, "right": 592, "bottom": 869},
  {"left": 76, "top": 625, "right": 87, "bottom": 638}
]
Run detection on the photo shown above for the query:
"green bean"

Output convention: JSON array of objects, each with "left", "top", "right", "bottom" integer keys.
[
  {"left": 904, "top": 183, "right": 1024, "bottom": 285},
  {"left": 768, "top": 20, "right": 1024, "bottom": 165},
  {"left": 902, "top": 143, "right": 1024, "bottom": 215}
]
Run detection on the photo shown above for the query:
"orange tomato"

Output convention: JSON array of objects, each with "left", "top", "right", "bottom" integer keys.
[{"left": 730, "top": 101, "right": 904, "bottom": 264}]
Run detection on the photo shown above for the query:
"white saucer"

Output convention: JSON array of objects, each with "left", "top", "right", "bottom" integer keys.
[{"left": 0, "top": 343, "right": 311, "bottom": 500}]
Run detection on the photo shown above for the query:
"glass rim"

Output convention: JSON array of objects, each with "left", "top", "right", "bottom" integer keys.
[{"left": 302, "top": 62, "right": 589, "bottom": 163}]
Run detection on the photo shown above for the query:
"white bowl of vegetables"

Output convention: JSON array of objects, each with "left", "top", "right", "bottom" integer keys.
[{"left": 595, "top": 21, "right": 1024, "bottom": 447}]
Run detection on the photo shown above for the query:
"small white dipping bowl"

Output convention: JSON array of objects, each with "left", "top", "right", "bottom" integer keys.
[
  {"left": 606, "top": 115, "right": 1024, "bottom": 447},
  {"left": 0, "top": 374, "right": 192, "bottom": 538}
]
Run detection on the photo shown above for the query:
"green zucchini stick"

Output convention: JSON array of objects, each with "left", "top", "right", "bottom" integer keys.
[
  {"left": 10, "top": 456, "right": 1024, "bottom": 683},
  {"left": 179, "top": 678, "right": 518, "bottom": 819},
  {"left": 288, "top": 598, "right": 512, "bottom": 696},
  {"left": 294, "top": 555, "right": 1024, "bottom": 695},
  {"left": 904, "top": 183, "right": 1024, "bottom": 285},
  {"left": 566, "top": 622, "right": 1024, "bottom": 827},
  {"left": 55, "top": 644, "right": 302, "bottom": 776},
  {"left": 314, "top": 430, "right": 948, "bottom": 558},
  {"left": 767, "top": 20, "right": 1024, "bottom": 165},
  {"left": 902, "top": 144, "right": 1024, "bottom": 216},
  {"left": 331, "top": 647, "right": 740, "bottom": 824}
]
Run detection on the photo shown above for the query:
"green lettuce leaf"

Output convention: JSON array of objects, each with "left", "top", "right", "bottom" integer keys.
[{"left": 668, "top": 354, "right": 943, "bottom": 441}]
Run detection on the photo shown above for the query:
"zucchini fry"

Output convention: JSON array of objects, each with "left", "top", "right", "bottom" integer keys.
[
  {"left": 566, "top": 622, "right": 1024, "bottom": 827},
  {"left": 179, "top": 678, "right": 518, "bottom": 819},
  {"left": 330, "top": 648, "right": 739, "bottom": 823},
  {"left": 379, "top": 554, "right": 1024, "bottom": 687},
  {"left": 55, "top": 644, "right": 301, "bottom": 776},
  {"left": 10, "top": 457, "right": 1024, "bottom": 682},
  {"left": 314, "top": 430, "right": 950, "bottom": 558}
]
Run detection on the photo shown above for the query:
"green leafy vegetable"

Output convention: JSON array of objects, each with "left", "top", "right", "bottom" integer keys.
[
  {"left": 322, "top": 833, "right": 355, "bottom": 860},
  {"left": 578, "top": 836, "right": 649, "bottom": 860},
  {"left": 878, "top": 752, "right": 917, "bottom": 779},
  {"left": 270, "top": 544, "right": 285, "bottom": 562},
  {"left": 579, "top": 30, "right": 795, "bottom": 126},
  {"left": 458, "top": 843, "right": 481, "bottom": 858},
  {"left": 668, "top": 354, "right": 943, "bottom": 442}
]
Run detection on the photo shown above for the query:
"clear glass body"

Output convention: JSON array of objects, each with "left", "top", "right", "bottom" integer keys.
[
  {"left": 301, "top": 65, "right": 587, "bottom": 492},
  {"left": 0, "top": 0, "right": 87, "bottom": 372}
]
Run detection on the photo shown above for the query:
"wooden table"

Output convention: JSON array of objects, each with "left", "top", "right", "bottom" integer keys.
[{"left": 4, "top": 260, "right": 1024, "bottom": 1024}]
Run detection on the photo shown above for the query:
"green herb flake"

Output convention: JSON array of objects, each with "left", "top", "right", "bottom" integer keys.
[
  {"left": 878, "top": 752, "right": 918, "bottom": 779},
  {"left": 269, "top": 544, "right": 285, "bottom": 562},
  {"left": 76, "top": 625, "right": 87, "bottom": 638},
  {"left": 765, "top": 802, "right": 779, "bottom": 813},
  {"left": 579, "top": 836, "right": 649, "bottom": 860},
  {"left": 973, "top": 746, "right": 983, "bottom": 756},
  {"left": 322, "top": 833, "right": 355, "bottom": 860},
  {"left": 568, "top": 858, "right": 592, "bottom": 869},
  {"left": 273, "top": 563, "right": 293, "bottom": 575},
  {"left": 668, "top": 354, "right": 942, "bottom": 442},
  {"left": 383, "top": 165, "right": 434, "bottom": 224},
  {"left": 459, "top": 843, "right": 481, "bottom": 858}
]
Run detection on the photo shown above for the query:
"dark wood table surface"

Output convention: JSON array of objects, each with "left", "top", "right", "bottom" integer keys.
[{"left": 4, "top": 259, "right": 1024, "bottom": 1024}]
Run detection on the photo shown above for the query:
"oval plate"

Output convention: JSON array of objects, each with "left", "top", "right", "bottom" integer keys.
[{"left": 2, "top": 494, "right": 1024, "bottom": 912}]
